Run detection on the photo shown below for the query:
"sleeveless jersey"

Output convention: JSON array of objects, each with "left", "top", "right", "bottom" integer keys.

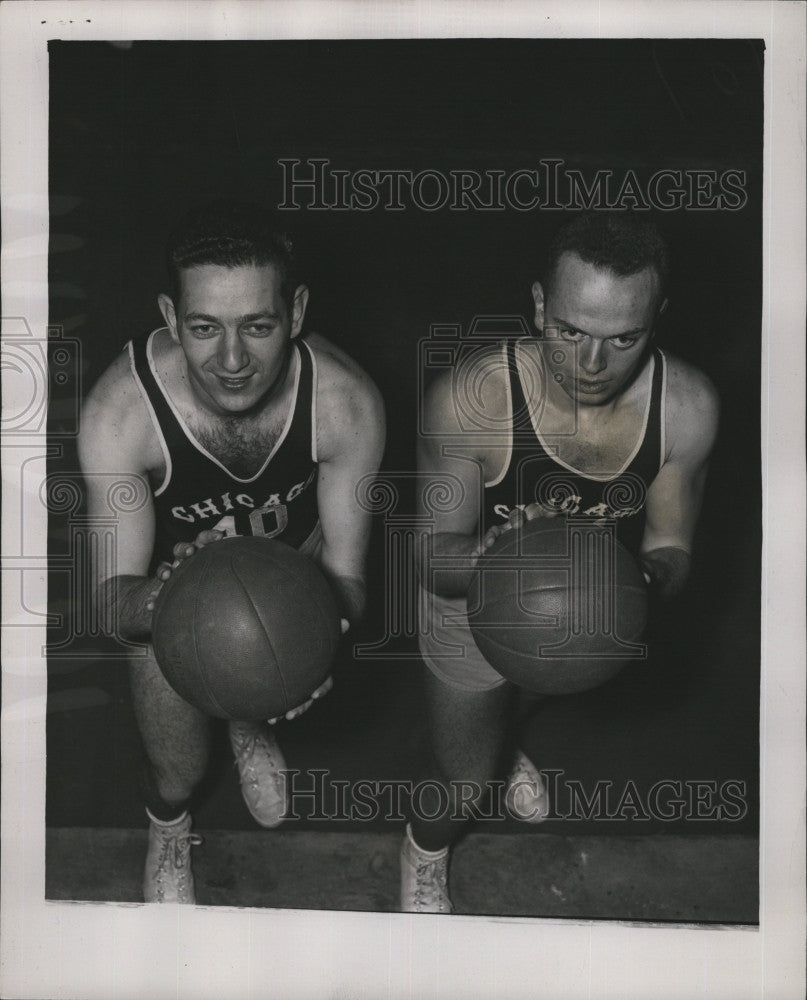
[
  {"left": 483, "top": 339, "right": 666, "bottom": 554},
  {"left": 128, "top": 329, "right": 320, "bottom": 573}
]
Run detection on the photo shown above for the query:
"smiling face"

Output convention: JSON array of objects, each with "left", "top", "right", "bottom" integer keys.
[
  {"left": 533, "top": 251, "right": 665, "bottom": 407},
  {"left": 158, "top": 263, "right": 308, "bottom": 417}
]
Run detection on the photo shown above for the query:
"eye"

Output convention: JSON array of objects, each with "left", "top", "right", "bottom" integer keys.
[
  {"left": 611, "top": 336, "right": 637, "bottom": 349},
  {"left": 189, "top": 324, "right": 218, "bottom": 337},
  {"left": 559, "top": 327, "right": 585, "bottom": 343},
  {"left": 242, "top": 323, "right": 275, "bottom": 337}
]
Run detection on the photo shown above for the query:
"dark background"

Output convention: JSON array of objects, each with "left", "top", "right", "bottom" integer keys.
[{"left": 46, "top": 40, "right": 762, "bottom": 841}]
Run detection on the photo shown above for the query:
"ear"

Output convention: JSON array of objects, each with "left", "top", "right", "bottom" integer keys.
[
  {"left": 657, "top": 296, "right": 669, "bottom": 318},
  {"left": 531, "top": 281, "right": 546, "bottom": 333},
  {"left": 290, "top": 284, "right": 310, "bottom": 339},
  {"left": 158, "top": 293, "right": 179, "bottom": 342}
]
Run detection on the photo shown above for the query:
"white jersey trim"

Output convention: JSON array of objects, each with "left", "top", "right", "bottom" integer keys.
[
  {"left": 145, "top": 328, "right": 302, "bottom": 485},
  {"left": 304, "top": 339, "right": 318, "bottom": 464},
  {"left": 523, "top": 342, "right": 657, "bottom": 483},
  {"left": 484, "top": 341, "right": 513, "bottom": 488},
  {"left": 659, "top": 348, "right": 667, "bottom": 473},
  {"left": 128, "top": 339, "right": 172, "bottom": 497}
]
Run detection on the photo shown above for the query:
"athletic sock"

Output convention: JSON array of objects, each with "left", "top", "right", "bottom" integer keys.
[
  {"left": 145, "top": 806, "right": 189, "bottom": 827},
  {"left": 406, "top": 823, "right": 449, "bottom": 858},
  {"left": 138, "top": 762, "right": 191, "bottom": 823}
]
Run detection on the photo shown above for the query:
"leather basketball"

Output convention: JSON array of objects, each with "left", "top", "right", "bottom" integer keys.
[
  {"left": 152, "top": 536, "right": 340, "bottom": 719},
  {"left": 467, "top": 518, "right": 647, "bottom": 694}
]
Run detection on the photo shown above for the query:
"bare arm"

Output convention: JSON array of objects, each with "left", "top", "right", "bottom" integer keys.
[
  {"left": 313, "top": 348, "right": 386, "bottom": 626},
  {"left": 77, "top": 355, "right": 160, "bottom": 641},
  {"left": 416, "top": 368, "right": 493, "bottom": 598},
  {"left": 79, "top": 358, "right": 228, "bottom": 641},
  {"left": 640, "top": 360, "right": 719, "bottom": 599}
]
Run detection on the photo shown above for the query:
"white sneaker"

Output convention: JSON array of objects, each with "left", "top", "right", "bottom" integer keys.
[
  {"left": 143, "top": 811, "right": 202, "bottom": 904},
  {"left": 400, "top": 824, "right": 453, "bottom": 914},
  {"left": 505, "top": 750, "right": 549, "bottom": 823},
  {"left": 229, "top": 720, "right": 287, "bottom": 828}
]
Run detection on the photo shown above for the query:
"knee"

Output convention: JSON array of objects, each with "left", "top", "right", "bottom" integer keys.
[
  {"left": 428, "top": 743, "right": 501, "bottom": 790},
  {"left": 420, "top": 761, "right": 496, "bottom": 821},
  {"left": 150, "top": 755, "right": 208, "bottom": 805}
]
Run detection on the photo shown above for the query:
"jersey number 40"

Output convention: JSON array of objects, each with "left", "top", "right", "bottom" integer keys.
[{"left": 212, "top": 503, "right": 289, "bottom": 540}]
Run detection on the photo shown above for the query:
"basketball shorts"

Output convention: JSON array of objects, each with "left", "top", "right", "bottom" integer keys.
[{"left": 418, "top": 585, "right": 507, "bottom": 692}]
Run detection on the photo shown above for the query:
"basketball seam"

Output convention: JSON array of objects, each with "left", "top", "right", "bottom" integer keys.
[
  {"left": 192, "top": 553, "right": 230, "bottom": 717},
  {"left": 229, "top": 558, "right": 289, "bottom": 710},
  {"left": 252, "top": 547, "right": 338, "bottom": 666}
]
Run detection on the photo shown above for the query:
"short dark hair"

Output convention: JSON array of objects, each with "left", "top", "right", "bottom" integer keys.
[
  {"left": 166, "top": 200, "right": 298, "bottom": 307},
  {"left": 542, "top": 211, "right": 669, "bottom": 302}
]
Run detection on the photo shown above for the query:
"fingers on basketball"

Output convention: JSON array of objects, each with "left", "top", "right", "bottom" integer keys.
[
  {"left": 480, "top": 524, "right": 504, "bottom": 551},
  {"left": 169, "top": 530, "right": 223, "bottom": 567},
  {"left": 148, "top": 564, "right": 173, "bottom": 611},
  {"left": 267, "top": 675, "right": 333, "bottom": 724},
  {"left": 523, "top": 502, "right": 560, "bottom": 520},
  {"left": 156, "top": 562, "right": 173, "bottom": 581},
  {"left": 195, "top": 528, "right": 225, "bottom": 547},
  {"left": 312, "top": 675, "right": 334, "bottom": 699},
  {"left": 507, "top": 507, "right": 527, "bottom": 529}
]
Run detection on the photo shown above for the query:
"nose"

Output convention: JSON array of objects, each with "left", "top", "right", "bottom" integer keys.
[
  {"left": 219, "top": 330, "right": 250, "bottom": 374},
  {"left": 580, "top": 338, "right": 606, "bottom": 376}
]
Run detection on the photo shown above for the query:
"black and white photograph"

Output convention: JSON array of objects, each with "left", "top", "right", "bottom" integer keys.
[{"left": 1, "top": 3, "right": 804, "bottom": 999}]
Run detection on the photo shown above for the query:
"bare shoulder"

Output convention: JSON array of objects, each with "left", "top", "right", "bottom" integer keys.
[
  {"left": 662, "top": 351, "right": 720, "bottom": 459},
  {"left": 304, "top": 333, "right": 385, "bottom": 458},
  {"left": 305, "top": 331, "right": 383, "bottom": 417},
  {"left": 79, "top": 347, "right": 154, "bottom": 473},
  {"left": 422, "top": 340, "right": 509, "bottom": 436}
]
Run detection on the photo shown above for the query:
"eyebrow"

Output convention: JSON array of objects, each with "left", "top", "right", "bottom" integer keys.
[
  {"left": 549, "top": 315, "right": 648, "bottom": 339},
  {"left": 184, "top": 311, "right": 281, "bottom": 323}
]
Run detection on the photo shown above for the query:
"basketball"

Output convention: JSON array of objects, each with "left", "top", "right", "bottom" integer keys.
[
  {"left": 467, "top": 518, "right": 647, "bottom": 695},
  {"left": 152, "top": 536, "right": 341, "bottom": 720}
]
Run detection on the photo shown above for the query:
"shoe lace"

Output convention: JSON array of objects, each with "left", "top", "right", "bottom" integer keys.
[
  {"left": 413, "top": 854, "right": 449, "bottom": 910},
  {"left": 232, "top": 728, "right": 281, "bottom": 779},
  {"left": 155, "top": 829, "right": 203, "bottom": 882}
]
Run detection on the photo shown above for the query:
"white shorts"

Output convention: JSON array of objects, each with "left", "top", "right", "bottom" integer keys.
[{"left": 417, "top": 585, "right": 507, "bottom": 692}]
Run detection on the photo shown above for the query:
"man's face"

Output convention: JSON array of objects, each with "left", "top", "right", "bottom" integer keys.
[
  {"left": 533, "top": 252, "right": 664, "bottom": 407},
  {"left": 159, "top": 263, "right": 308, "bottom": 416}
]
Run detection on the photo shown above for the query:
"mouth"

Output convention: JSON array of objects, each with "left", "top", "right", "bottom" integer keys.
[
  {"left": 214, "top": 373, "right": 254, "bottom": 391},
  {"left": 576, "top": 378, "right": 611, "bottom": 395}
]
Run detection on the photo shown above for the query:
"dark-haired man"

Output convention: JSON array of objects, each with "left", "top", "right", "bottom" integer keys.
[
  {"left": 402, "top": 212, "right": 718, "bottom": 912},
  {"left": 79, "top": 202, "right": 384, "bottom": 903}
]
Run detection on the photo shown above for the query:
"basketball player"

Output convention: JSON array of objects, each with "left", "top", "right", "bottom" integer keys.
[
  {"left": 401, "top": 212, "right": 719, "bottom": 912},
  {"left": 78, "top": 202, "right": 384, "bottom": 903}
]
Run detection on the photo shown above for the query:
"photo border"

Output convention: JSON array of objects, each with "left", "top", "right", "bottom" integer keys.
[{"left": 2, "top": 2, "right": 804, "bottom": 998}]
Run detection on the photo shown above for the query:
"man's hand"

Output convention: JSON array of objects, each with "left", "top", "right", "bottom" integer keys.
[
  {"left": 265, "top": 612, "right": 349, "bottom": 723},
  {"left": 474, "top": 503, "right": 561, "bottom": 560},
  {"left": 268, "top": 675, "right": 334, "bottom": 724},
  {"left": 145, "top": 528, "right": 225, "bottom": 612},
  {"left": 639, "top": 546, "right": 691, "bottom": 600}
]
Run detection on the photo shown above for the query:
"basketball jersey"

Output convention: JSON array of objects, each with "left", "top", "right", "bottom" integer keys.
[
  {"left": 128, "top": 329, "right": 320, "bottom": 573},
  {"left": 483, "top": 339, "right": 666, "bottom": 555}
]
